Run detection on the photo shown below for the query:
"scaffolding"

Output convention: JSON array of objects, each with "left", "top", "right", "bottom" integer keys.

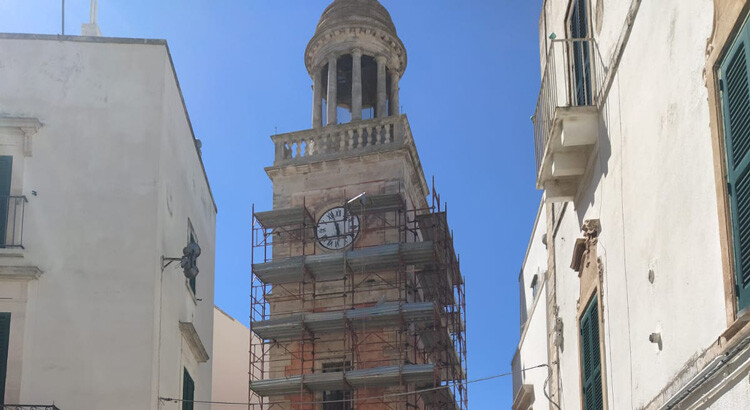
[{"left": 250, "top": 184, "right": 467, "bottom": 409}]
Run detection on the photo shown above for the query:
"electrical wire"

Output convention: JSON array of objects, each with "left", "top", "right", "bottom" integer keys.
[{"left": 159, "top": 363, "right": 549, "bottom": 407}]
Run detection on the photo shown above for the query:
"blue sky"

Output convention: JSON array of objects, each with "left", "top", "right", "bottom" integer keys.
[{"left": 1, "top": 1, "right": 544, "bottom": 407}]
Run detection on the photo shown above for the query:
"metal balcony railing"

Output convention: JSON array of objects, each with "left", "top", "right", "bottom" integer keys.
[
  {"left": 1, "top": 406, "right": 60, "bottom": 410},
  {"left": 0, "top": 196, "right": 27, "bottom": 248},
  {"left": 532, "top": 38, "right": 606, "bottom": 176}
]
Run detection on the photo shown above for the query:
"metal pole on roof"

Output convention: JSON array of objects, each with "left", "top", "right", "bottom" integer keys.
[{"left": 61, "top": 0, "right": 65, "bottom": 35}]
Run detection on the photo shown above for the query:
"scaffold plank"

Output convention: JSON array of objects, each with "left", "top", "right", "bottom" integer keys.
[
  {"left": 249, "top": 364, "right": 436, "bottom": 397},
  {"left": 252, "top": 241, "right": 437, "bottom": 285},
  {"left": 251, "top": 302, "right": 437, "bottom": 340},
  {"left": 255, "top": 207, "right": 314, "bottom": 229}
]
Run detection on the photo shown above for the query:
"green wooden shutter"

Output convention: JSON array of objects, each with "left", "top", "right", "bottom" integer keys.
[
  {"left": 182, "top": 368, "right": 194, "bottom": 410},
  {"left": 0, "top": 313, "right": 11, "bottom": 406},
  {"left": 581, "top": 296, "right": 603, "bottom": 410},
  {"left": 720, "top": 17, "right": 750, "bottom": 311},
  {"left": 0, "top": 156, "right": 12, "bottom": 248},
  {"left": 569, "top": 0, "right": 593, "bottom": 106}
]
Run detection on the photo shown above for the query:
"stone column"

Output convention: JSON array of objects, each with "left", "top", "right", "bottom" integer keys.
[
  {"left": 376, "top": 56, "right": 387, "bottom": 118},
  {"left": 390, "top": 71, "right": 400, "bottom": 116},
  {"left": 351, "top": 49, "right": 363, "bottom": 121},
  {"left": 312, "top": 67, "right": 323, "bottom": 128},
  {"left": 327, "top": 55, "right": 338, "bottom": 126}
]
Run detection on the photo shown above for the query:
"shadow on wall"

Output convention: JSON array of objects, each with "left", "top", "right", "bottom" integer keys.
[{"left": 575, "top": 97, "right": 613, "bottom": 226}]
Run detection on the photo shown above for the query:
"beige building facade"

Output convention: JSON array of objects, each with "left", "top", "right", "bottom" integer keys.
[
  {"left": 513, "top": 0, "right": 750, "bottom": 409},
  {"left": 212, "top": 306, "right": 261, "bottom": 410},
  {"left": 0, "top": 34, "right": 216, "bottom": 409}
]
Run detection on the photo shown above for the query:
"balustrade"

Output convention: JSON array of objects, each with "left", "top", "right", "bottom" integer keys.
[{"left": 273, "top": 116, "right": 406, "bottom": 165}]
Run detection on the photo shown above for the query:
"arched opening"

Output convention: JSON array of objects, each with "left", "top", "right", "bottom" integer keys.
[
  {"left": 317, "top": 53, "right": 397, "bottom": 125},
  {"left": 361, "top": 55, "right": 378, "bottom": 120}
]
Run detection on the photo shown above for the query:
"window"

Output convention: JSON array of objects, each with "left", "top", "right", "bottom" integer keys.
[
  {"left": 719, "top": 15, "right": 750, "bottom": 312},
  {"left": 323, "top": 362, "right": 351, "bottom": 410},
  {"left": 530, "top": 274, "right": 539, "bottom": 299},
  {"left": 0, "top": 313, "right": 10, "bottom": 406},
  {"left": 182, "top": 368, "right": 194, "bottom": 410},
  {"left": 580, "top": 295, "right": 603, "bottom": 410},
  {"left": 569, "top": 0, "right": 593, "bottom": 106},
  {"left": 0, "top": 156, "right": 11, "bottom": 248}
]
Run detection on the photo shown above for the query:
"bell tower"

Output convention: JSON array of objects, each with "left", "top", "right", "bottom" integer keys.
[{"left": 250, "top": 1, "right": 468, "bottom": 409}]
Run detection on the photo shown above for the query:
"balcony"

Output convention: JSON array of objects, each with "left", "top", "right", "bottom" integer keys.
[
  {"left": 270, "top": 114, "right": 418, "bottom": 167},
  {"left": 0, "top": 196, "right": 28, "bottom": 249},
  {"left": 533, "top": 39, "right": 605, "bottom": 202}
]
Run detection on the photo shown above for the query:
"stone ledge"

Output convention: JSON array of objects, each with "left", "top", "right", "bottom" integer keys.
[
  {"left": 179, "top": 321, "right": 210, "bottom": 363},
  {"left": 0, "top": 265, "right": 42, "bottom": 280},
  {"left": 0, "top": 248, "right": 25, "bottom": 258},
  {"left": 0, "top": 116, "right": 42, "bottom": 157},
  {"left": 512, "top": 384, "right": 535, "bottom": 410}
]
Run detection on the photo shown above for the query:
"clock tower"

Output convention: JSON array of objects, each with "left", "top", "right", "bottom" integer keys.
[{"left": 250, "top": 1, "right": 467, "bottom": 408}]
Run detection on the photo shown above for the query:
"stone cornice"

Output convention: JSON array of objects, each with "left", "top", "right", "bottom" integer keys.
[
  {"left": 179, "top": 321, "right": 210, "bottom": 363},
  {"left": 305, "top": 25, "right": 407, "bottom": 76},
  {"left": 511, "top": 384, "right": 535, "bottom": 410},
  {"left": 0, "top": 117, "right": 42, "bottom": 157},
  {"left": 0, "top": 265, "right": 43, "bottom": 280}
]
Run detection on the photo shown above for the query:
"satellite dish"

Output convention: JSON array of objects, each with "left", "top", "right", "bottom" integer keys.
[{"left": 180, "top": 241, "right": 201, "bottom": 279}]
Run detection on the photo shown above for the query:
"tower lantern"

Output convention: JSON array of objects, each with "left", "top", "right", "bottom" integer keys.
[{"left": 306, "top": 0, "right": 407, "bottom": 127}]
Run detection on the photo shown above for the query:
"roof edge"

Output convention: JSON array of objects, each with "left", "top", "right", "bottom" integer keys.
[{"left": 0, "top": 32, "right": 167, "bottom": 45}]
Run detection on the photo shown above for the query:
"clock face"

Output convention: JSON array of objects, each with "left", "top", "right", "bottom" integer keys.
[{"left": 316, "top": 206, "right": 360, "bottom": 250}]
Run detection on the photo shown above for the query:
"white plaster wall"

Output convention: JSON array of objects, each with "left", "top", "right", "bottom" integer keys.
[
  {"left": 521, "top": 203, "right": 548, "bottom": 322},
  {"left": 0, "top": 37, "right": 216, "bottom": 409},
  {"left": 551, "top": 205, "right": 583, "bottom": 410},
  {"left": 536, "top": 0, "right": 728, "bottom": 409},
  {"left": 516, "top": 291, "right": 551, "bottom": 410},
  {"left": 155, "top": 46, "right": 216, "bottom": 410},
  {"left": 514, "top": 201, "right": 551, "bottom": 409}
]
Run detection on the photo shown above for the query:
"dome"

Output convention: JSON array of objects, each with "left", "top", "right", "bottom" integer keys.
[
  {"left": 305, "top": 0, "right": 407, "bottom": 76},
  {"left": 315, "top": 0, "right": 398, "bottom": 38}
]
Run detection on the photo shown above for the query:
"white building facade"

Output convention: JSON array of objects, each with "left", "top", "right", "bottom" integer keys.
[
  {"left": 513, "top": 0, "right": 750, "bottom": 409},
  {"left": 0, "top": 34, "right": 216, "bottom": 410}
]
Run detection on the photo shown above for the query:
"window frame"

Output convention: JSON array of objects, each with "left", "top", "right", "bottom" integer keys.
[
  {"left": 322, "top": 362, "right": 352, "bottom": 410},
  {"left": 579, "top": 294, "right": 604, "bottom": 410},
  {"left": 0, "top": 312, "right": 10, "bottom": 406},
  {"left": 182, "top": 367, "right": 195, "bottom": 410},
  {"left": 717, "top": 10, "right": 750, "bottom": 316}
]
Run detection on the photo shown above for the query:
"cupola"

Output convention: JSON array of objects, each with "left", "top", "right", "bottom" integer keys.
[{"left": 306, "top": 0, "right": 407, "bottom": 127}]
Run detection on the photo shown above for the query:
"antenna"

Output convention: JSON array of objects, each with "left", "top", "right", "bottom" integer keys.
[
  {"left": 61, "top": 0, "right": 65, "bottom": 35},
  {"left": 90, "top": 0, "right": 98, "bottom": 25}
]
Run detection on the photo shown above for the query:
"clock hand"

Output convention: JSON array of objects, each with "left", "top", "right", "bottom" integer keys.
[{"left": 334, "top": 221, "right": 341, "bottom": 236}]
